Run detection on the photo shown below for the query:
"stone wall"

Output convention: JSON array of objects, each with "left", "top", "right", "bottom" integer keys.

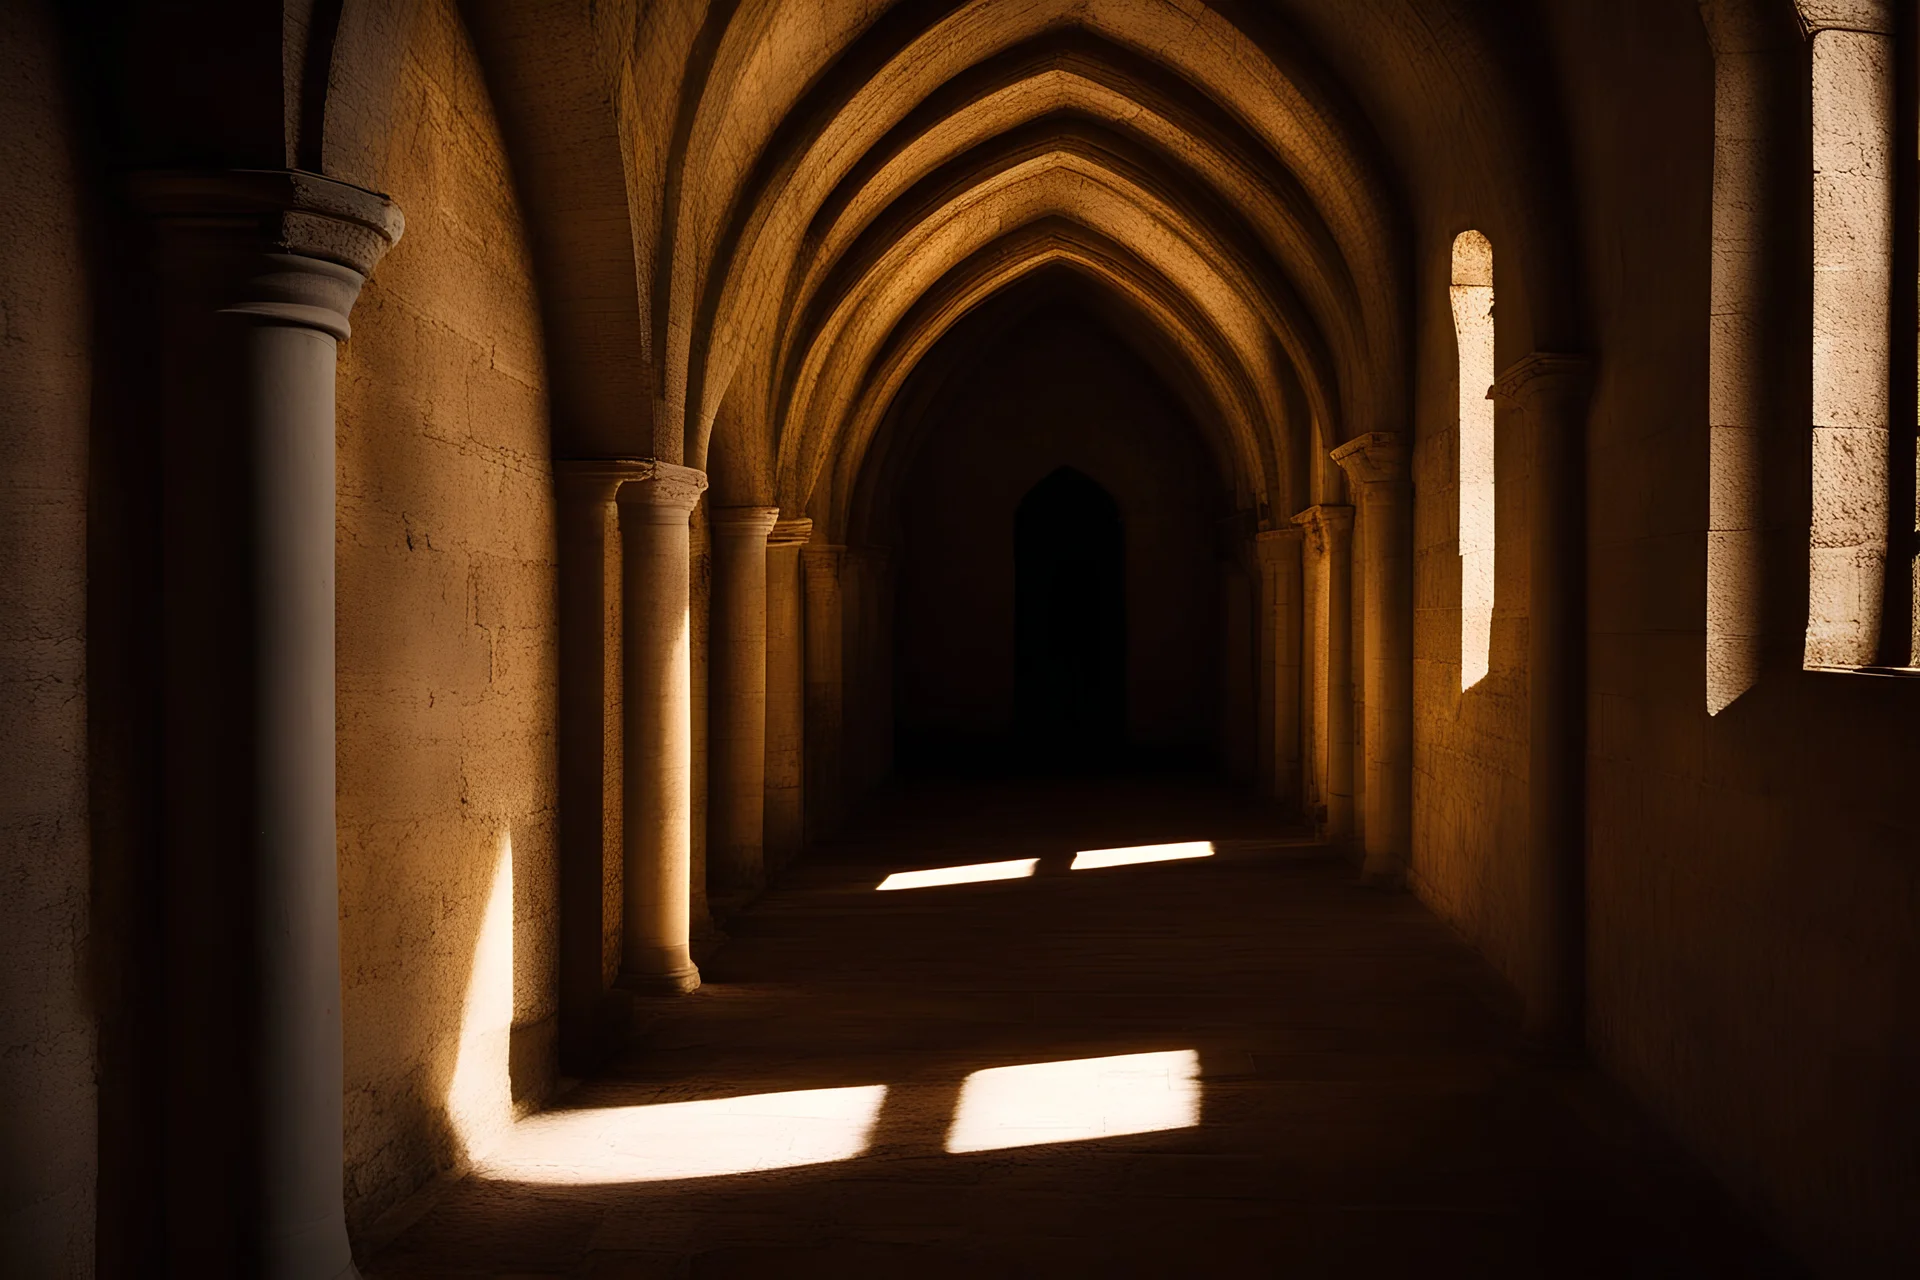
[
  {"left": 0, "top": 2, "right": 95, "bottom": 1271},
  {"left": 1547, "top": 2, "right": 1920, "bottom": 1271},
  {"left": 333, "top": 0, "right": 558, "bottom": 1238}
]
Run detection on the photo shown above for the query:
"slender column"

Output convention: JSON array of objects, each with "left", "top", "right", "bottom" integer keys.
[
  {"left": 708, "top": 507, "right": 781, "bottom": 894},
  {"left": 1215, "top": 515, "right": 1257, "bottom": 784},
  {"left": 1295, "top": 506, "right": 1354, "bottom": 842},
  {"left": 1256, "top": 527, "right": 1305, "bottom": 807},
  {"left": 1493, "top": 354, "right": 1593, "bottom": 1054},
  {"left": 803, "top": 542, "right": 847, "bottom": 841},
  {"left": 616, "top": 462, "right": 708, "bottom": 995},
  {"left": 1254, "top": 538, "right": 1278, "bottom": 789},
  {"left": 687, "top": 505, "right": 716, "bottom": 947},
  {"left": 764, "top": 518, "right": 812, "bottom": 869},
  {"left": 1332, "top": 434, "right": 1412, "bottom": 885},
  {"left": 138, "top": 170, "right": 401, "bottom": 1278},
  {"left": 554, "top": 462, "right": 645, "bottom": 1070},
  {"left": 842, "top": 546, "right": 896, "bottom": 798}
]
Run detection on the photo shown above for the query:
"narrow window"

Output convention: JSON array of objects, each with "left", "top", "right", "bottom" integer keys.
[
  {"left": 1807, "top": 25, "right": 1897, "bottom": 668},
  {"left": 1451, "top": 231, "right": 1495, "bottom": 690}
]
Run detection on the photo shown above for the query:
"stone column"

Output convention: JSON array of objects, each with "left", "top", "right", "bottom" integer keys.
[
  {"left": 1331, "top": 434, "right": 1411, "bottom": 885},
  {"left": 1294, "top": 506, "right": 1355, "bottom": 841},
  {"left": 803, "top": 542, "right": 847, "bottom": 841},
  {"left": 1256, "top": 528, "right": 1305, "bottom": 807},
  {"left": 1493, "top": 354, "right": 1593, "bottom": 1054},
  {"left": 1215, "top": 515, "right": 1257, "bottom": 784},
  {"left": 137, "top": 170, "right": 401, "bottom": 1278},
  {"left": 554, "top": 462, "right": 645, "bottom": 1070},
  {"left": 764, "top": 518, "right": 812, "bottom": 869},
  {"left": 708, "top": 507, "right": 781, "bottom": 895},
  {"left": 616, "top": 462, "right": 709, "bottom": 995}
]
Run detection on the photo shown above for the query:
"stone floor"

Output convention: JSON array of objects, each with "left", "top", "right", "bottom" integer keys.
[{"left": 369, "top": 775, "right": 1799, "bottom": 1278}]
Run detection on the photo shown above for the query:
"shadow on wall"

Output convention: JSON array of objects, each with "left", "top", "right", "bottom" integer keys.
[{"left": 891, "top": 304, "right": 1225, "bottom": 775}]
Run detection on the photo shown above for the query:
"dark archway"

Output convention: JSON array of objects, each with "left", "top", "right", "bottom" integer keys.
[{"left": 1014, "top": 467, "right": 1126, "bottom": 764}]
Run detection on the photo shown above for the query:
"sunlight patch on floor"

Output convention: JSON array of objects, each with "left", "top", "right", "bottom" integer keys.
[
  {"left": 478, "top": 1085, "right": 890, "bottom": 1185},
  {"left": 877, "top": 858, "right": 1038, "bottom": 890},
  {"left": 945, "top": 1050, "right": 1202, "bottom": 1153},
  {"left": 447, "top": 830, "right": 515, "bottom": 1162},
  {"left": 1070, "top": 841, "right": 1214, "bottom": 870}
]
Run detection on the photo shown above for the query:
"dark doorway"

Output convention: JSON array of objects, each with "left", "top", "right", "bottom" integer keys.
[{"left": 1015, "top": 468, "right": 1126, "bottom": 765}]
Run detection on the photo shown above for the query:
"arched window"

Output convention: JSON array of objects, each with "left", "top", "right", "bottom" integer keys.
[
  {"left": 1805, "top": 7, "right": 1916, "bottom": 670},
  {"left": 1451, "top": 230, "right": 1496, "bottom": 690}
]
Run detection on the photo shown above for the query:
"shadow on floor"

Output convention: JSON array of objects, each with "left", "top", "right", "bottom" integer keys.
[{"left": 369, "top": 775, "right": 1801, "bottom": 1279}]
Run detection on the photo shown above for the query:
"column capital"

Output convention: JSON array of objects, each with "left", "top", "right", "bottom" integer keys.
[
  {"left": 556, "top": 457, "right": 660, "bottom": 505},
  {"left": 710, "top": 505, "right": 781, "bottom": 540},
  {"left": 615, "top": 460, "right": 709, "bottom": 515},
  {"left": 132, "top": 168, "right": 405, "bottom": 340},
  {"left": 1290, "top": 504, "right": 1354, "bottom": 556},
  {"left": 768, "top": 516, "right": 814, "bottom": 548},
  {"left": 132, "top": 168, "right": 405, "bottom": 274},
  {"left": 1329, "top": 432, "right": 1409, "bottom": 488},
  {"left": 1254, "top": 526, "right": 1304, "bottom": 563},
  {"left": 1490, "top": 352, "right": 1593, "bottom": 414}
]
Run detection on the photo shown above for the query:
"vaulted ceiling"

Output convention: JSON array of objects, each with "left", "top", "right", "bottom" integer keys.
[{"left": 296, "top": 0, "right": 1587, "bottom": 534}]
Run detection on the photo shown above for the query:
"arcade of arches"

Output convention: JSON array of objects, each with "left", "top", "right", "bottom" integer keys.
[{"left": 2, "top": 0, "right": 1917, "bottom": 1275}]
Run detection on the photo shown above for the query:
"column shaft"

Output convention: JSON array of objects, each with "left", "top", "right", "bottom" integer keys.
[
  {"left": 803, "top": 543, "right": 847, "bottom": 841},
  {"left": 1295, "top": 506, "right": 1355, "bottom": 841},
  {"left": 616, "top": 463, "right": 709, "bottom": 994},
  {"left": 709, "top": 507, "right": 781, "bottom": 894},
  {"left": 138, "top": 170, "right": 401, "bottom": 1279},
  {"left": 1333, "top": 435, "right": 1412, "bottom": 884},
  {"left": 1495, "top": 354, "right": 1594, "bottom": 1054},
  {"left": 555, "top": 463, "right": 643, "bottom": 1071},
  {"left": 764, "top": 518, "right": 812, "bottom": 869},
  {"left": 1257, "top": 528, "right": 1305, "bottom": 806}
]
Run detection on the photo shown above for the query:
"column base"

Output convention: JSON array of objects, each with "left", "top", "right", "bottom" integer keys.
[{"left": 617, "top": 965, "right": 701, "bottom": 996}]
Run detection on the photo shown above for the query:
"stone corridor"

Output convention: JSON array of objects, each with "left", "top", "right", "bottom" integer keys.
[{"left": 370, "top": 778, "right": 1793, "bottom": 1278}]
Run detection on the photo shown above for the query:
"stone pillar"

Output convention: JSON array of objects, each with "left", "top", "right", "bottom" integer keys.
[
  {"left": 137, "top": 170, "right": 401, "bottom": 1278},
  {"left": 803, "top": 542, "right": 847, "bottom": 841},
  {"left": 554, "top": 462, "right": 644, "bottom": 1071},
  {"left": 1332, "top": 434, "right": 1411, "bottom": 885},
  {"left": 1295, "top": 505, "right": 1354, "bottom": 841},
  {"left": 1493, "top": 354, "right": 1593, "bottom": 1054},
  {"left": 842, "top": 546, "right": 896, "bottom": 798},
  {"left": 708, "top": 507, "right": 781, "bottom": 895},
  {"left": 1215, "top": 516, "right": 1257, "bottom": 785},
  {"left": 616, "top": 462, "right": 709, "bottom": 995},
  {"left": 764, "top": 518, "right": 812, "bottom": 869},
  {"left": 1256, "top": 528, "right": 1305, "bottom": 807},
  {"left": 687, "top": 505, "right": 716, "bottom": 947}
]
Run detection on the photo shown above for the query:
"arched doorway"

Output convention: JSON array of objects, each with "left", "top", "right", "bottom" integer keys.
[{"left": 1014, "top": 467, "right": 1126, "bottom": 765}]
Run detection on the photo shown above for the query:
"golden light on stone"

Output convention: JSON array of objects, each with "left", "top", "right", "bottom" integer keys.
[
  {"left": 945, "top": 1050, "right": 1202, "bottom": 1153},
  {"left": 479, "top": 1085, "right": 889, "bottom": 1185},
  {"left": 1070, "top": 841, "right": 1214, "bottom": 870},
  {"left": 876, "top": 858, "right": 1039, "bottom": 890}
]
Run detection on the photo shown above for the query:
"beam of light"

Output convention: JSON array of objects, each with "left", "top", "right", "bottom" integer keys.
[
  {"left": 945, "top": 1050, "right": 1202, "bottom": 1154},
  {"left": 478, "top": 1085, "right": 889, "bottom": 1185},
  {"left": 876, "top": 858, "right": 1038, "bottom": 891},
  {"left": 1069, "top": 841, "right": 1214, "bottom": 870},
  {"left": 447, "top": 830, "right": 515, "bottom": 1162}
]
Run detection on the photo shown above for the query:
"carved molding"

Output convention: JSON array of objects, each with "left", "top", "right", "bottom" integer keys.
[
  {"left": 131, "top": 168, "right": 405, "bottom": 277},
  {"left": 1291, "top": 504, "right": 1353, "bottom": 557},
  {"left": 768, "top": 517, "right": 815, "bottom": 548},
  {"left": 614, "top": 459, "right": 709, "bottom": 513},
  {"left": 1490, "top": 352, "right": 1594, "bottom": 414},
  {"left": 710, "top": 506, "right": 782, "bottom": 539},
  {"left": 1329, "top": 431, "right": 1409, "bottom": 487}
]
